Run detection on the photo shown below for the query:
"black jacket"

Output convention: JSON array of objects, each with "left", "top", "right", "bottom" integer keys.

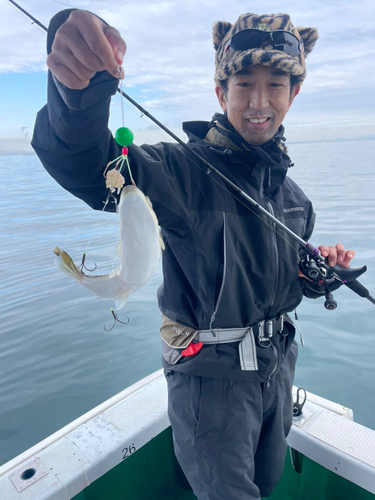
[{"left": 32, "top": 10, "right": 321, "bottom": 380}]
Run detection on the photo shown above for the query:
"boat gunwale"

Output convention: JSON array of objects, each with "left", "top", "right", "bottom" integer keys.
[{"left": 0, "top": 369, "right": 165, "bottom": 477}]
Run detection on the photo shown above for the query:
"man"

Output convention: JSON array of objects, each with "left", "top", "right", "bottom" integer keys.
[{"left": 32, "top": 9, "right": 355, "bottom": 499}]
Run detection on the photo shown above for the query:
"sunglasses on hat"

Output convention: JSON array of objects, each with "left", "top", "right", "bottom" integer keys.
[{"left": 224, "top": 29, "right": 302, "bottom": 57}]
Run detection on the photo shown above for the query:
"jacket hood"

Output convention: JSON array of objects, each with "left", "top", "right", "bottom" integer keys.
[{"left": 182, "top": 113, "right": 292, "bottom": 196}]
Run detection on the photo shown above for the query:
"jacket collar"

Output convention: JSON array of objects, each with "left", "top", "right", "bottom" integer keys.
[{"left": 182, "top": 113, "right": 292, "bottom": 196}]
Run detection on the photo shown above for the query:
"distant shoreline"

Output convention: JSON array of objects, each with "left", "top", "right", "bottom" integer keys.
[
  {"left": 1, "top": 136, "right": 374, "bottom": 156},
  {"left": 0, "top": 151, "right": 35, "bottom": 156},
  {"left": 288, "top": 136, "right": 375, "bottom": 145}
]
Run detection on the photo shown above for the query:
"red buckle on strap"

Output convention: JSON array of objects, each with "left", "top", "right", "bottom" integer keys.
[{"left": 181, "top": 342, "right": 203, "bottom": 357}]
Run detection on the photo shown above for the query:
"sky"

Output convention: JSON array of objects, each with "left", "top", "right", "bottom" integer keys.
[{"left": 0, "top": 0, "right": 374, "bottom": 153}]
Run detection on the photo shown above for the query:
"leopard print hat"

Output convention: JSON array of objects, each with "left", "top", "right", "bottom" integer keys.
[{"left": 213, "top": 13, "right": 319, "bottom": 86}]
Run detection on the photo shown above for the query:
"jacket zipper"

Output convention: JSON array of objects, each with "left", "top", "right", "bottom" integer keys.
[
  {"left": 209, "top": 146, "right": 232, "bottom": 156},
  {"left": 265, "top": 201, "right": 279, "bottom": 317},
  {"left": 258, "top": 166, "right": 279, "bottom": 318},
  {"left": 209, "top": 212, "right": 227, "bottom": 335}
]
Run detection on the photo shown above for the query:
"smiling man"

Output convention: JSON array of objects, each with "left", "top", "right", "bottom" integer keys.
[
  {"left": 32, "top": 10, "right": 355, "bottom": 500},
  {"left": 216, "top": 65, "right": 300, "bottom": 145}
]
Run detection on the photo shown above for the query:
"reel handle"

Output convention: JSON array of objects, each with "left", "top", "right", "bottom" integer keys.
[{"left": 324, "top": 292, "right": 337, "bottom": 310}]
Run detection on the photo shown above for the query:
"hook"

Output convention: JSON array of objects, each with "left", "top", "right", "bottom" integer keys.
[
  {"left": 102, "top": 190, "right": 118, "bottom": 209},
  {"left": 78, "top": 252, "right": 97, "bottom": 273},
  {"left": 104, "top": 308, "right": 130, "bottom": 331}
]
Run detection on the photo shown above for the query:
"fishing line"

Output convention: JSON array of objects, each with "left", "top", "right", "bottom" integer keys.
[
  {"left": 83, "top": 198, "right": 110, "bottom": 255},
  {"left": 109, "top": 198, "right": 120, "bottom": 272},
  {"left": 120, "top": 97, "right": 176, "bottom": 144},
  {"left": 5, "top": 0, "right": 47, "bottom": 31},
  {"left": 107, "top": 71, "right": 135, "bottom": 184},
  {"left": 51, "top": 0, "right": 76, "bottom": 8},
  {"left": 118, "top": 67, "right": 126, "bottom": 128},
  {"left": 79, "top": 193, "right": 118, "bottom": 272}
]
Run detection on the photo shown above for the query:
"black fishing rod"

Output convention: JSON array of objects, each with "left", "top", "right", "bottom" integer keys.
[{"left": 8, "top": 0, "right": 375, "bottom": 310}]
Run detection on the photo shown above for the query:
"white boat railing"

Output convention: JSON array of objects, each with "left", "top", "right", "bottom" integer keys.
[{"left": 1, "top": 370, "right": 374, "bottom": 499}]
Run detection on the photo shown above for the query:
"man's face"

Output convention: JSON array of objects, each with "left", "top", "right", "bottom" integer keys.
[{"left": 215, "top": 64, "right": 300, "bottom": 146}]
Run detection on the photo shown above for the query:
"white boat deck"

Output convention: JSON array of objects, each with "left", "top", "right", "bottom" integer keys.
[{"left": 0, "top": 370, "right": 374, "bottom": 499}]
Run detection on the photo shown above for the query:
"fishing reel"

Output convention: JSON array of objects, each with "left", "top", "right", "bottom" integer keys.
[{"left": 299, "top": 253, "right": 372, "bottom": 310}]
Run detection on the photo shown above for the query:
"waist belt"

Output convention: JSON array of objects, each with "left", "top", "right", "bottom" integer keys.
[
  {"left": 161, "top": 314, "right": 289, "bottom": 371},
  {"left": 197, "top": 326, "right": 257, "bottom": 371},
  {"left": 196, "top": 327, "right": 249, "bottom": 344},
  {"left": 196, "top": 316, "right": 287, "bottom": 372}
]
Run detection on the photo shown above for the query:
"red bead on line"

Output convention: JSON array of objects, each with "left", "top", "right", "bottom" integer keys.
[{"left": 122, "top": 147, "right": 129, "bottom": 156}]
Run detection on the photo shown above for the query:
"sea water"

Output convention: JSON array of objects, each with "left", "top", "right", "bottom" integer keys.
[{"left": 1, "top": 141, "right": 374, "bottom": 466}]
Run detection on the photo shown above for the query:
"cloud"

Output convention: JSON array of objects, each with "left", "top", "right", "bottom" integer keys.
[{"left": 1, "top": 0, "right": 375, "bottom": 140}]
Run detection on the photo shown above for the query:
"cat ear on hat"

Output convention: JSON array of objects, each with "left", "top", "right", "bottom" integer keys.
[
  {"left": 212, "top": 21, "right": 232, "bottom": 50},
  {"left": 297, "top": 27, "right": 319, "bottom": 57}
]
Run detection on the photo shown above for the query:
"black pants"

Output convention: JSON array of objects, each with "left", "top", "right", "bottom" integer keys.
[{"left": 165, "top": 341, "right": 298, "bottom": 500}]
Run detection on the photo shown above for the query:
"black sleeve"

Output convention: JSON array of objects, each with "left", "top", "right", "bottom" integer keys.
[
  {"left": 31, "top": 9, "right": 120, "bottom": 211},
  {"left": 31, "top": 9, "right": 188, "bottom": 222}
]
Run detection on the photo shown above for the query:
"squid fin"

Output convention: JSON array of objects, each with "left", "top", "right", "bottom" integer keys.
[{"left": 115, "top": 292, "right": 130, "bottom": 311}]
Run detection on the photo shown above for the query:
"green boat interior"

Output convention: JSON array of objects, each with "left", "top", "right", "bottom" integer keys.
[{"left": 72, "top": 427, "right": 374, "bottom": 500}]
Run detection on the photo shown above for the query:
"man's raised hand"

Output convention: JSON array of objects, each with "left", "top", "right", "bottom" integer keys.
[{"left": 47, "top": 10, "right": 126, "bottom": 89}]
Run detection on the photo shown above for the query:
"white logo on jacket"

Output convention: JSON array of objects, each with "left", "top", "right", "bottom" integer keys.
[
  {"left": 283, "top": 207, "right": 304, "bottom": 213},
  {"left": 172, "top": 326, "right": 191, "bottom": 336}
]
